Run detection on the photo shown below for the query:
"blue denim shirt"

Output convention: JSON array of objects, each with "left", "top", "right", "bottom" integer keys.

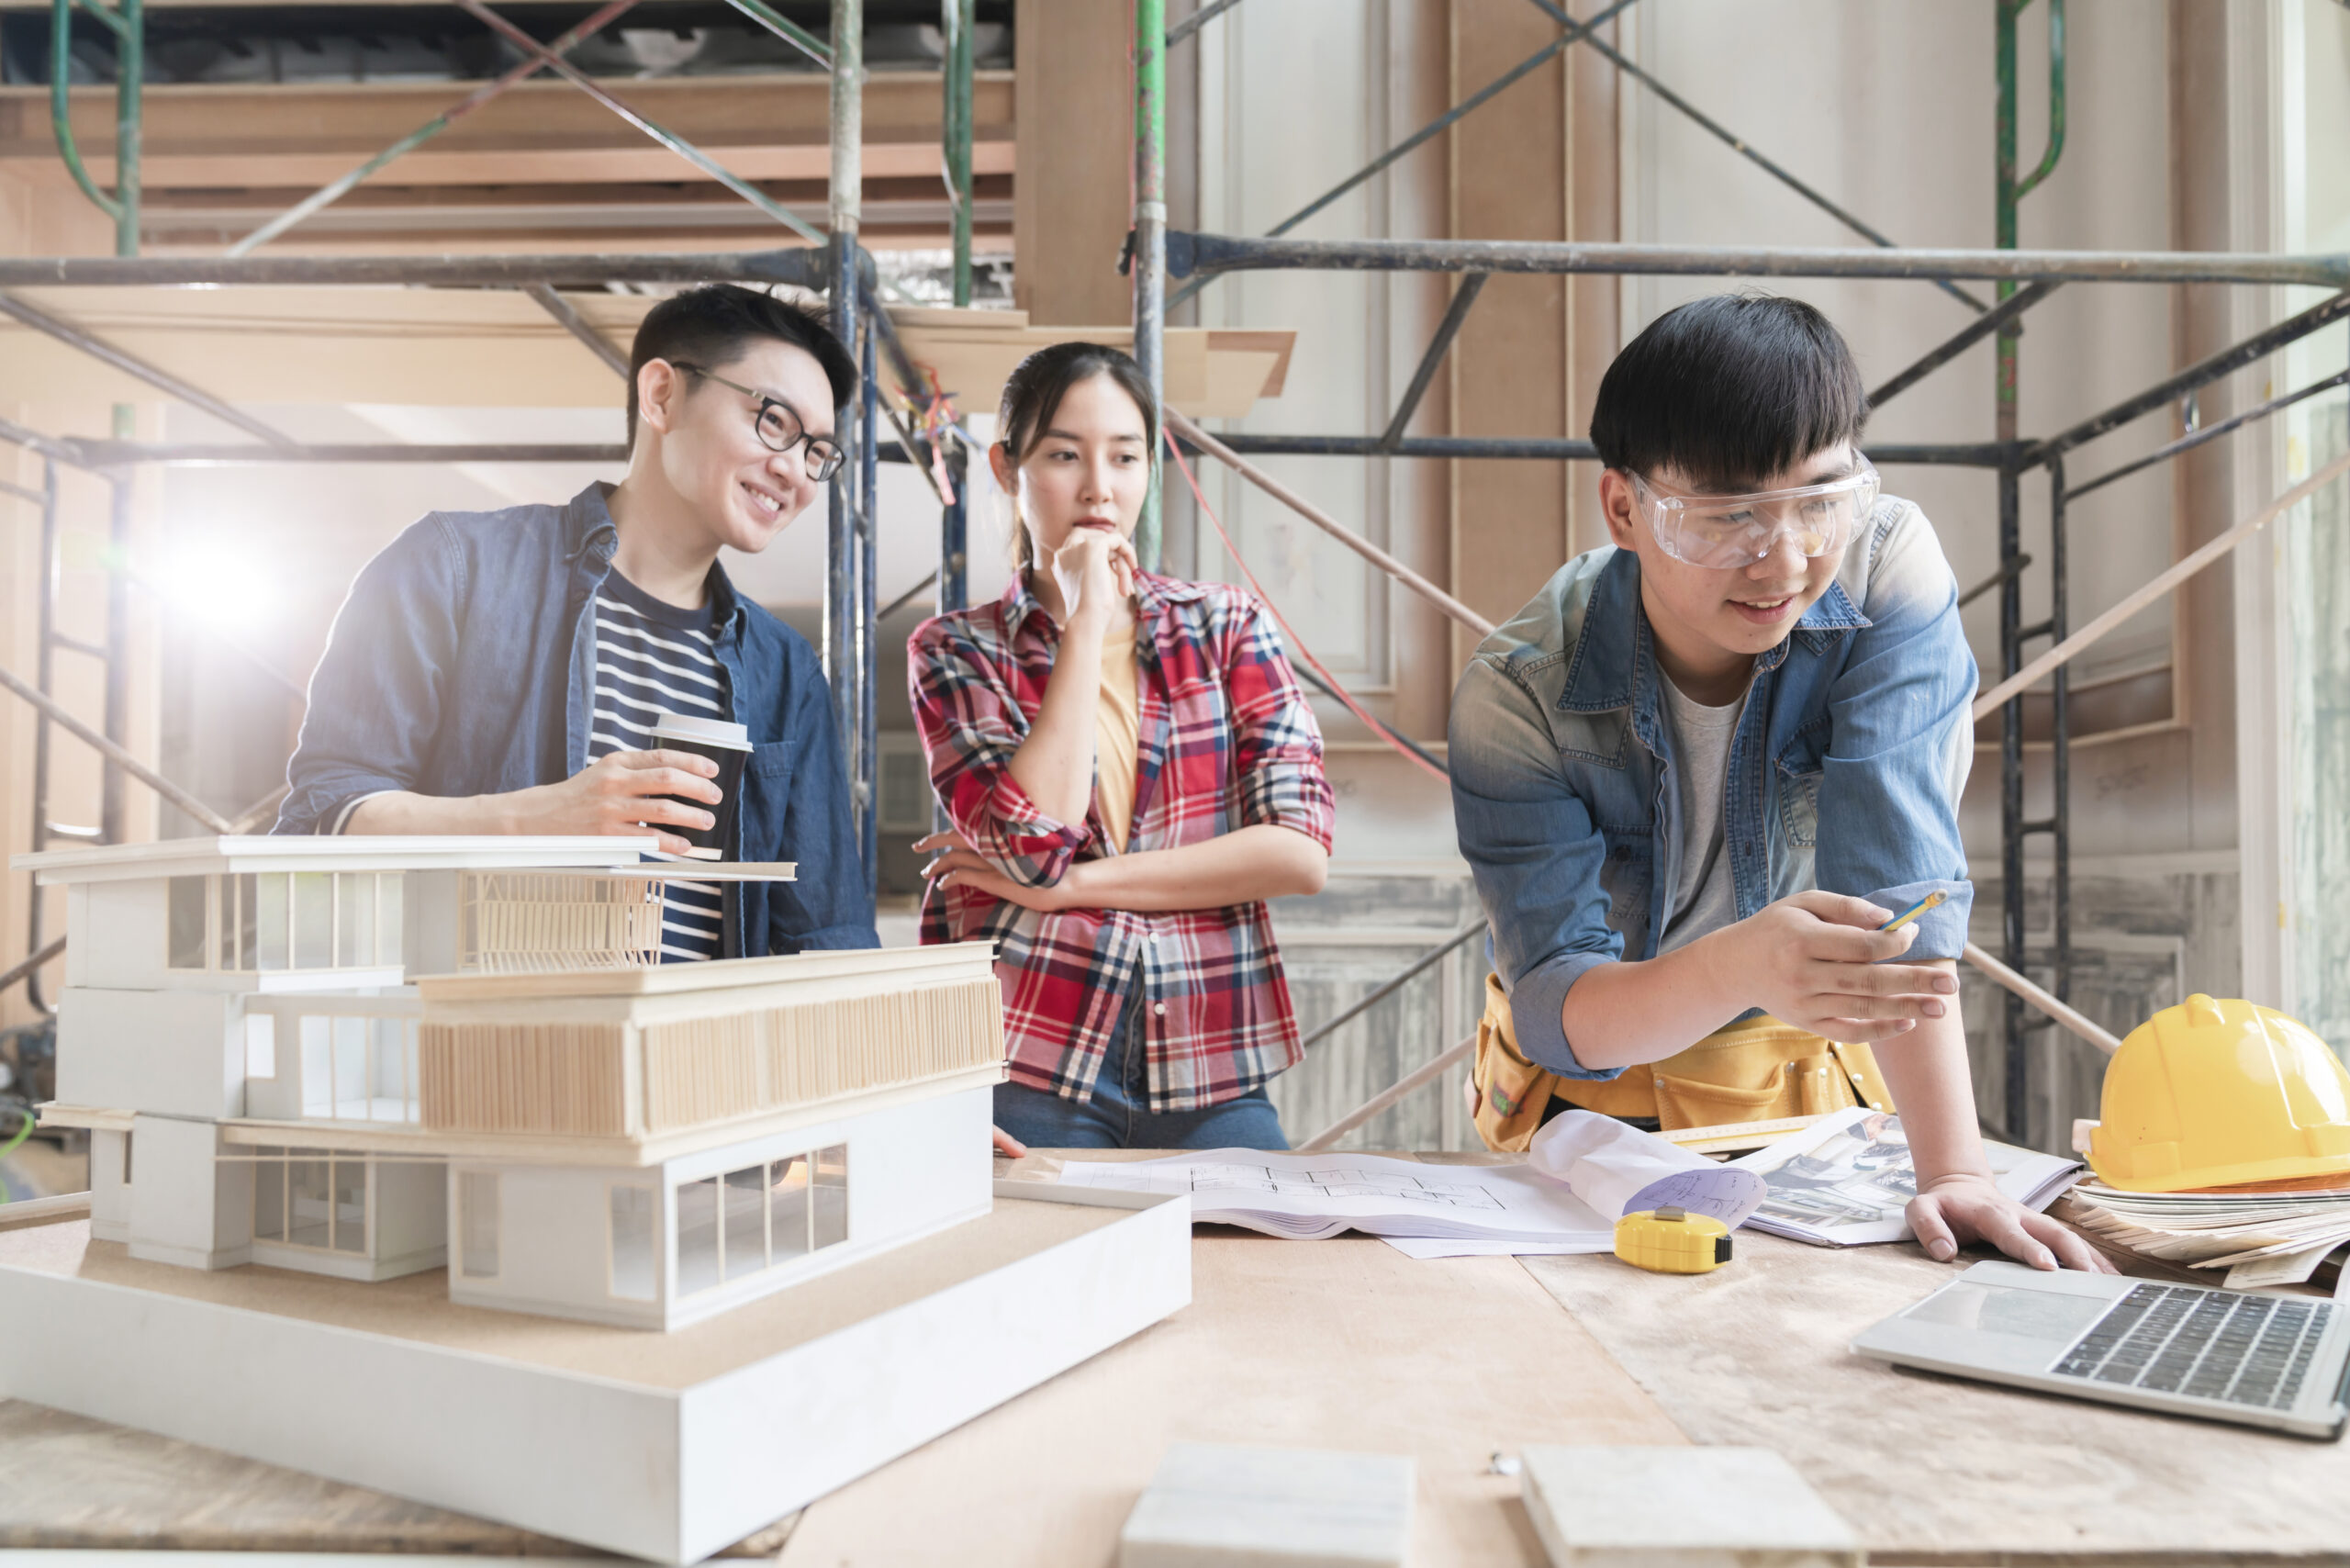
[
  {"left": 1448, "top": 497, "right": 1975, "bottom": 1079},
  {"left": 275, "top": 483, "right": 878, "bottom": 957}
]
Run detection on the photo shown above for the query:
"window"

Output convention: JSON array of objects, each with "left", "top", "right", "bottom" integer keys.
[
  {"left": 252, "top": 1148, "right": 373, "bottom": 1254},
  {"left": 337, "top": 874, "right": 375, "bottom": 967},
  {"left": 287, "top": 1155, "right": 332, "bottom": 1248},
  {"left": 677, "top": 1146, "right": 848, "bottom": 1297},
  {"left": 244, "top": 1014, "right": 275, "bottom": 1080},
  {"left": 222, "top": 873, "right": 257, "bottom": 970},
  {"left": 331, "top": 1159, "right": 367, "bottom": 1253},
  {"left": 255, "top": 874, "right": 289, "bottom": 971},
  {"left": 167, "top": 877, "right": 209, "bottom": 970},
  {"left": 293, "top": 872, "right": 333, "bottom": 970},
  {"left": 813, "top": 1144, "right": 849, "bottom": 1249},
  {"left": 459, "top": 1171, "right": 499, "bottom": 1278},
  {"left": 300, "top": 1018, "right": 331, "bottom": 1118},
  {"left": 770, "top": 1156, "right": 811, "bottom": 1262},
  {"left": 722, "top": 1167, "right": 766, "bottom": 1282},
  {"left": 676, "top": 1176, "right": 720, "bottom": 1295},
  {"left": 252, "top": 1147, "right": 284, "bottom": 1240},
  {"left": 609, "top": 1186, "right": 655, "bottom": 1301},
  {"left": 376, "top": 875, "right": 403, "bottom": 967},
  {"left": 332, "top": 1017, "right": 367, "bottom": 1118}
]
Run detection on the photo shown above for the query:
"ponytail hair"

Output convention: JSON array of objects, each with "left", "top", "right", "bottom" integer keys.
[{"left": 996, "top": 341, "right": 1159, "bottom": 572}]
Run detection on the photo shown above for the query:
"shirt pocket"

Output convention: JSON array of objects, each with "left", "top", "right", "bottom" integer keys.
[
  {"left": 1773, "top": 727, "right": 1827, "bottom": 850},
  {"left": 737, "top": 740, "right": 795, "bottom": 861}
]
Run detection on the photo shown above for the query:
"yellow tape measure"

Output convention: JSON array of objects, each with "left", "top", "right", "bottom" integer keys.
[{"left": 1613, "top": 1205, "right": 1733, "bottom": 1274}]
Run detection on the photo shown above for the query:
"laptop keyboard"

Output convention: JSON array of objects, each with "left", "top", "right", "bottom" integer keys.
[{"left": 2051, "top": 1283, "right": 2334, "bottom": 1410}]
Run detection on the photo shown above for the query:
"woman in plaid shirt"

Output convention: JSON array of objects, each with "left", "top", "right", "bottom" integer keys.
[{"left": 911, "top": 343, "right": 1337, "bottom": 1151}]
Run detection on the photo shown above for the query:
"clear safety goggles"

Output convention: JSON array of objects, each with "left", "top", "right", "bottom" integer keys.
[{"left": 1628, "top": 456, "right": 1880, "bottom": 570}]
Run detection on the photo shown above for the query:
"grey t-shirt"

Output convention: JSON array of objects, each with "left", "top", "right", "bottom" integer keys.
[{"left": 1657, "top": 675, "right": 1749, "bottom": 955}]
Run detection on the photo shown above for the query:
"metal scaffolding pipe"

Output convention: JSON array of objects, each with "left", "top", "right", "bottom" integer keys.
[
  {"left": 1196, "top": 432, "right": 2018, "bottom": 467},
  {"left": 1869, "top": 281, "right": 2063, "bottom": 409},
  {"left": 2064, "top": 368, "right": 2350, "bottom": 503},
  {"left": 1964, "top": 943, "right": 2120, "bottom": 1055},
  {"left": 1975, "top": 446, "right": 2350, "bottom": 718},
  {"left": 0, "top": 660, "right": 236, "bottom": 834},
  {"left": 0, "top": 249, "right": 843, "bottom": 291},
  {"left": 0, "top": 936, "right": 67, "bottom": 1001},
  {"left": 0, "top": 291, "right": 295, "bottom": 448},
  {"left": 523, "top": 284, "right": 630, "bottom": 378},
  {"left": 1165, "top": 409, "right": 1496, "bottom": 638},
  {"left": 1296, "top": 1035, "right": 1477, "bottom": 1153},
  {"left": 1168, "top": 231, "right": 2350, "bottom": 289}
]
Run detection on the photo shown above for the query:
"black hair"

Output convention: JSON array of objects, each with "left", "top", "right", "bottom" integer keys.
[
  {"left": 996, "top": 341, "right": 1158, "bottom": 571},
  {"left": 625, "top": 284, "right": 859, "bottom": 445},
  {"left": 1588, "top": 294, "right": 1867, "bottom": 491}
]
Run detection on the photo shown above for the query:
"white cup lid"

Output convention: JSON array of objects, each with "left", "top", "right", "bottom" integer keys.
[{"left": 652, "top": 712, "right": 752, "bottom": 750}]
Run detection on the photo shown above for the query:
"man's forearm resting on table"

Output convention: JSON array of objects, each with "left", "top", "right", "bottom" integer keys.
[
  {"left": 344, "top": 790, "right": 514, "bottom": 835},
  {"left": 1866, "top": 974, "right": 1994, "bottom": 1183},
  {"left": 1058, "top": 823, "right": 1326, "bottom": 912}
]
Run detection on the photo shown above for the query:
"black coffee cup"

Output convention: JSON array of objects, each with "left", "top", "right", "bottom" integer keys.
[{"left": 651, "top": 712, "right": 751, "bottom": 860}]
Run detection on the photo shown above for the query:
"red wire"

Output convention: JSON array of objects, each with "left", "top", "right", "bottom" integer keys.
[{"left": 1162, "top": 431, "right": 1452, "bottom": 788}]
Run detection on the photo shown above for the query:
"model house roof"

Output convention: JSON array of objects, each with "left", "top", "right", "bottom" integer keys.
[{"left": 16, "top": 834, "right": 666, "bottom": 883}]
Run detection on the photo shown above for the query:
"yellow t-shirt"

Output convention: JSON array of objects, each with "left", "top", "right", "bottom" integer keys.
[{"left": 1093, "top": 623, "right": 1142, "bottom": 851}]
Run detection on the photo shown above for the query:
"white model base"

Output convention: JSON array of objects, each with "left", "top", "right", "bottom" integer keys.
[{"left": 0, "top": 1184, "right": 1188, "bottom": 1565}]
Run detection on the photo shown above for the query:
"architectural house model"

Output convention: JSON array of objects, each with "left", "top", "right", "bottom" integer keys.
[{"left": 0, "top": 836, "right": 1190, "bottom": 1561}]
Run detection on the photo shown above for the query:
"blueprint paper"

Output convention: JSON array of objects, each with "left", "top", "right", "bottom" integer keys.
[
  {"left": 1056, "top": 1149, "right": 1617, "bottom": 1244},
  {"left": 1527, "top": 1109, "right": 1769, "bottom": 1227}
]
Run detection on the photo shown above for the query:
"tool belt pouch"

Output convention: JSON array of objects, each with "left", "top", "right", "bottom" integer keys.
[
  {"left": 1477, "top": 972, "right": 1898, "bottom": 1141},
  {"left": 1472, "top": 972, "right": 1558, "bottom": 1153}
]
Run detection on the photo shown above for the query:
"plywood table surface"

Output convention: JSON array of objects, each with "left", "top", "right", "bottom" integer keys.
[
  {"left": 1520, "top": 1227, "right": 2350, "bottom": 1566},
  {"left": 776, "top": 1170, "right": 1683, "bottom": 1565}
]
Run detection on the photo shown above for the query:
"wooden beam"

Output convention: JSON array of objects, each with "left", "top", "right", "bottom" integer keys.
[{"left": 0, "top": 74, "right": 1013, "bottom": 191}]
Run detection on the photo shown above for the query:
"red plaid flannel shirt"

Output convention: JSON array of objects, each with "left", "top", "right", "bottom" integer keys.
[{"left": 910, "top": 571, "right": 1337, "bottom": 1111}]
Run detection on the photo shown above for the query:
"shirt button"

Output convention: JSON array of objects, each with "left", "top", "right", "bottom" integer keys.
[{"left": 1153, "top": 1002, "right": 1167, "bottom": 1016}]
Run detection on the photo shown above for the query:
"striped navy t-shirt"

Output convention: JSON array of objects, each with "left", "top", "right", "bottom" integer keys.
[{"left": 589, "top": 569, "right": 730, "bottom": 963}]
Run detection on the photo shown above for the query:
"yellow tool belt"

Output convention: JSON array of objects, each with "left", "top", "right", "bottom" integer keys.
[{"left": 1471, "top": 971, "right": 1897, "bottom": 1152}]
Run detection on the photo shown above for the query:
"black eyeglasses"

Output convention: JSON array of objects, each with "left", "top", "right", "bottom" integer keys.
[{"left": 669, "top": 361, "right": 845, "bottom": 482}]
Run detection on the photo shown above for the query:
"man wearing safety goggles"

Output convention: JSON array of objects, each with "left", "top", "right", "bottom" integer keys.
[{"left": 1449, "top": 294, "right": 2109, "bottom": 1276}]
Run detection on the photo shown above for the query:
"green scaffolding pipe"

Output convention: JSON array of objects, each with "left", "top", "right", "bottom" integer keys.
[
  {"left": 1996, "top": 0, "right": 2063, "bottom": 420},
  {"left": 943, "top": 0, "right": 976, "bottom": 307},
  {"left": 1132, "top": 0, "right": 1166, "bottom": 571},
  {"left": 49, "top": 0, "right": 138, "bottom": 249},
  {"left": 722, "top": 0, "right": 832, "bottom": 67}
]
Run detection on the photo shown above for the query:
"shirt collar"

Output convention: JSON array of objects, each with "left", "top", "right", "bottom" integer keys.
[{"left": 567, "top": 480, "right": 745, "bottom": 633}]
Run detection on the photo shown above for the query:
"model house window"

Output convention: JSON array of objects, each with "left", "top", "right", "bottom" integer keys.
[
  {"left": 677, "top": 1145, "right": 849, "bottom": 1296},
  {"left": 250, "top": 1147, "right": 367, "bottom": 1254},
  {"left": 609, "top": 1185, "right": 655, "bottom": 1302},
  {"left": 296, "top": 1014, "right": 420, "bottom": 1122},
  {"left": 813, "top": 1144, "right": 849, "bottom": 1249},
  {"left": 221, "top": 874, "right": 256, "bottom": 970},
  {"left": 676, "top": 1176, "right": 720, "bottom": 1295},
  {"left": 459, "top": 1171, "right": 499, "bottom": 1278},
  {"left": 244, "top": 1014, "right": 275, "bottom": 1080},
  {"left": 256, "top": 874, "right": 290, "bottom": 970},
  {"left": 167, "top": 877, "right": 209, "bottom": 970}
]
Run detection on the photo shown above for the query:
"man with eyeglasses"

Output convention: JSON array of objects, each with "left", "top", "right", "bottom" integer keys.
[
  {"left": 277, "top": 284, "right": 878, "bottom": 959},
  {"left": 1449, "top": 294, "right": 2109, "bottom": 1274}
]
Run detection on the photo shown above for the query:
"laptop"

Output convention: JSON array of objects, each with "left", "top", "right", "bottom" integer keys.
[{"left": 1851, "top": 1260, "right": 2350, "bottom": 1439}]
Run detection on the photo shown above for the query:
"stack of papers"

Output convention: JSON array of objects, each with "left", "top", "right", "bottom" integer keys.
[
  {"left": 1056, "top": 1149, "right": 1618, "bottom": 1250},
  {"left": 1738, "top": 1108, "right": 2082, "bottom": 1247},
  {"left": 2055, "top": 1180, "right": 2350, "bottom": 1288}
]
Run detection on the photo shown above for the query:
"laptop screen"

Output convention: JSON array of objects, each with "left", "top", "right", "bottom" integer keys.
[{"left": 1903, "top": 1281, "right": 2112, "bottom": 1348}]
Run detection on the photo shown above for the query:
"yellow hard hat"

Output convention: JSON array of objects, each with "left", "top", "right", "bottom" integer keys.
[{"left": 2087, "top": 993, "right": 2350, "bottom": 1193}]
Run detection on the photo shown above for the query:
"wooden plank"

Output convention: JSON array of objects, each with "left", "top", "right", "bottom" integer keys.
[
  {"left": 778, "top": 1150, "right": 1684, "bottom": 1567},
  {"left": 1519, "top": 1231, "right": 2350, "bottom": 1564}
]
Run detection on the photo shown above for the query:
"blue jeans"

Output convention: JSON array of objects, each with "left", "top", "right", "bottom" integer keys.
[{"left": 993, "top": 996, "right": 1290, "bottom": 1150}]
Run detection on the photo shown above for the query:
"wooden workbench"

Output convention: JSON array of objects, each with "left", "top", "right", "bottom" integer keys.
[{"left": 1, "top": 1155, "right": 2344, "bottom": 1565}]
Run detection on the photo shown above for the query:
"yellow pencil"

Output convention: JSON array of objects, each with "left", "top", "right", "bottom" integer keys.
[{"left": 1878, "top": 889, "right": 1948, "bottom": 935}]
